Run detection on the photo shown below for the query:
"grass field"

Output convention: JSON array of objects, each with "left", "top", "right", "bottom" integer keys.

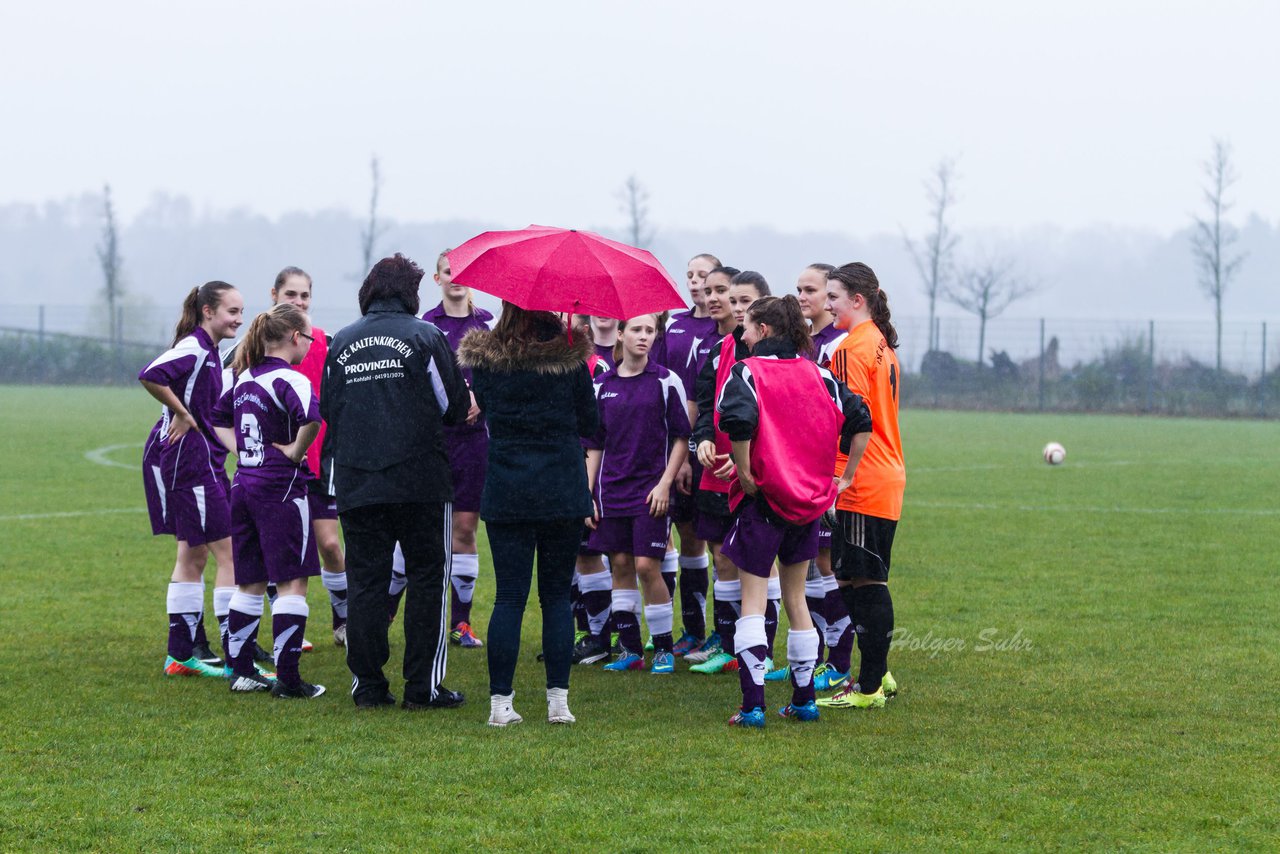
[{"left": 1, "top": 385, "right": 1277, "bottom": 851}]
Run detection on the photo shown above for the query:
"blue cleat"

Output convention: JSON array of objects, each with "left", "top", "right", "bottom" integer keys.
[
  {"left": 728, "top": 706, "right": 766, "bottom": 728},
  {"left": 778, "top": 700, "right": 821, "bottom": 722},
  {"left": 650, "top": 651, "right": 675, "bottom": 675},
  {"left": 603, "top": 651, "right": 645, "bottom": 672}
]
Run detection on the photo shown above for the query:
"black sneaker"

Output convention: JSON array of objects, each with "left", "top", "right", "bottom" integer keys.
[
  {"left": 271, "top": 679, "right": 326, "bottom": 699},
  {"left": 403, "top": 686, "right": 465, "bottom": 710},
  {"left": 193, "top": 642, "right": 223, "bottom": 667},
  {"left": 252, "top": 641, "right": 273, "bottom": 664},
  {"left": 572, "top": 634, "right": 609, "bottom": 665},
  {"left": 354, "top": 690, "right": 396, "bottom": 709},
  {"left": 228, "top": 671, "right": 273, "bottom": 693}
]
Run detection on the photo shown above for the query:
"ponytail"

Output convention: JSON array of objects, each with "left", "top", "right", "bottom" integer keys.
[
  {"left": 747, "top": 295, "right": 813, "bottom": 357},
  {"left": 173, "top": 280, "right": 236, "bottom": 346},
  {"left": 231, "top": 303, "right": 309, "bottom": 376},
  {"left": 827, "top": 263, "right": 898, "bottom": 349}
]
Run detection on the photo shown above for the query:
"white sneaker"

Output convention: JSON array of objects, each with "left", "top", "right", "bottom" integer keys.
[
  {"left": 333, "top": 624, "right": 347, "bottom": 647},
  {"left": 488, "top": 693, "right": 523, "bottom": 727},
  {"left": 547, "top": 687, "right": 576, "bottom": 724}
]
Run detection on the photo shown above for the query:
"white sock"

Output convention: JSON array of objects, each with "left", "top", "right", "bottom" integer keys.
[
  {"left": 822, "top": 574, "right": 838, "bottom": 594},
  {"left": 717, "top": 578, "right": 742, "bottom": 619},
  {"left": 787, "top": 628, "right": 821, "bottom": 688},
  {"left": 734, "top": 614, "right": 768, "bottom": 687},
  {"left": 767, "top": 575, "right": 782, "bottom": 602},
  {"left": 678, "top": 553, "right": 709, "bottom": 571},
  {"left": 271, "top": 594, "right": 308, "bottom": 665},
  {"left": 451, "top": 553, "right": 479, "bottom": 603},
  {"left": 320, "top": 570, "right": 348, "bottom": 620},
  {"left": 804, "top": 577, "right": 827, "bottom": 599},
  {"left": 579, "top": 570, "right": 613, "bottom": 636},
  {"left": 644, "top": 602, "right": 674, "bottom": 638},
  {"left": 662, "top": 548, "right": 679, "bottom": 578}
]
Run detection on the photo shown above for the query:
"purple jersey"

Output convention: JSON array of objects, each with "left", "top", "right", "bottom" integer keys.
[
  {"left": 809, "top": 322, "right": 848, "bottom": 370},
  {"left": 584, "top": 361, "right": 690, "bottom": 515},
  {"left": 593, "top": 342, "right": 617, "bottom": 372},
  {"left": 654, "top": 310, "right": 718, "bottom": 401},
  {"left": 213, "top": 356, "right": 320, "bottom": 497},
  {"left": 423, "top": 302, "right": 494, "bottom": 438},
  {"left": 138, "top": 327, "right": 229, "bottom": 489}
]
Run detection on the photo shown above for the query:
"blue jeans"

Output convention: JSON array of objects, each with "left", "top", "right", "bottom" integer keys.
[{"left": 484, "top": 519, "right": 580, "bottom": 696}]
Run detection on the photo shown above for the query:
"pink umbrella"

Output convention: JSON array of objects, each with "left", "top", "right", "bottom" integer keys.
[{"left": 447, "top": 225, "right": 685, "bottom": 319}]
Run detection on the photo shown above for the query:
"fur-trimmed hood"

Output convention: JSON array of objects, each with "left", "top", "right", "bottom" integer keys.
[{"left": 457, "top": 328, "right": 593, "bottom": 375}]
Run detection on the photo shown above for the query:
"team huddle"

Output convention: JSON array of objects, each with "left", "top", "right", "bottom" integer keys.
[{"left": 138, "top": 251, "right": 905, "bottom": 725}]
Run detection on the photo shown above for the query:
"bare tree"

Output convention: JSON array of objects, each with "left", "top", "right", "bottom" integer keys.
[
  {"left": 617, "top": 173, "right": 654, "bottom": 248},
  {"left": 1191, "top": 138, "right": 1246, "bottom": 372},
  {"left": 904, "top": 158, "right": 959, "bottom": 351},
  {"left": 360, "top": 155, "right": 390, "bottom": 274},
  {"left": 96, "top": 184, "right": 124, "bottom": 345},
  {"left": 946, "top": 256, "right": 1035, "bottom": 367}
]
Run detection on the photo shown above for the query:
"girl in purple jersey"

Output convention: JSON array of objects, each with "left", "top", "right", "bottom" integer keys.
[
  {"left": 717, "top": 296, "right": 871, "bottom": 726},
  {"left": 763, "top": 263, "right": 856, "bottom": 689},
  {"left": 653, "top": 253, "right": 721, "bottom": 656},
  {"left": 212, "top": 303, "right": 325, "bottom": 699},
  {"left": 584, "top": 314, "right": 691, "bottom": 674},
  {"left": 420, "top": 250, "right": 493, "bottom": 648},
  {"left": 140, "top": 281, "right": 244, "bottom": 678}
]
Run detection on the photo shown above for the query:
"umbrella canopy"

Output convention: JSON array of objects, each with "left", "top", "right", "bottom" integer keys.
[{"left": 447, "top": 225, "right": 686, "bottom": 319}]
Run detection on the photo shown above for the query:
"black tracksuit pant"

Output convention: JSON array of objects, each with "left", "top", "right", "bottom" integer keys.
[{"left": 341, "top": 501, "right": 450, "bottom": 705}]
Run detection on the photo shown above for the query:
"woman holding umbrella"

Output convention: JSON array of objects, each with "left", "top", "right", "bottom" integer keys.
[{"left": 458, "top": 306, "right": 600, "bottom": 726}]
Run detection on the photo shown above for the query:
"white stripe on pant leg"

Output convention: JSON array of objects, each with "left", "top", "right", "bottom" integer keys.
[
  {"left": 293, "top": 497, "right": 311, "bottom": 562},
  {"left": 194, "top": 485, "right": 206, "bottom": 529},
  {"left": 429, "top": 502, "right": 453, "bottom": 700},
  {"left": 152, "top": 466, "right": 167, "bottom": 520}
]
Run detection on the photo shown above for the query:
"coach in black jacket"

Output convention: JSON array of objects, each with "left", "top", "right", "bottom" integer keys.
[{"left": 321, "top": 254, "right": 471, "bottom": 710}]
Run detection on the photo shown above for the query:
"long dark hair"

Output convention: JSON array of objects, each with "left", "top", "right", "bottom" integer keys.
[
  {"left": 231, "top": 303, "right": 310, "bottom": 376},
  {"left": 358, "top": 253, "right": 422, "bottom": 316},
  {"left": 746, "top": 295, "right": 813, "bottom": 357},
  {"left": 173, "top": 281, "right": 237, "bottom": 346},
  {"left": 491, "top": 301, "right": 564, "bottom": 344},
  {"left": 827, "top": 262, "right": 898, "bottom": 349}
]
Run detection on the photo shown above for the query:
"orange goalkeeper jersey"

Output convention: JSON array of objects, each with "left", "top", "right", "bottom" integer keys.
[{"left": 829, "top": 319, "right": 905, "bottom": 519}]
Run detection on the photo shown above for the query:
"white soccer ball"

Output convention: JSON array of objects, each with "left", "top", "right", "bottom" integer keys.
[{"left": 1042, "top": 442, "right": 1066, "bottom": 465}]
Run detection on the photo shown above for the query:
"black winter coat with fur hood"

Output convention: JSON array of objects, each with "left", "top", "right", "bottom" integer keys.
[{"left": 457, "top": 326, "right": 599, "bottom": 522}]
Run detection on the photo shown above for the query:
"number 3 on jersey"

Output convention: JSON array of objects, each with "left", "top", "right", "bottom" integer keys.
[{"left": 239, "top": 413, "right": 265, "bottom": 467}]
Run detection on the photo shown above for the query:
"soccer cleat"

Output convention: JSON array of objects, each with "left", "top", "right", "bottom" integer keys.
[
  {"left": 644, "top": 636, "right": 655, "bottom": 653},
  {"left": 882, "top": 671, "right": 898, "bottom": 697},
  {"left": 813, "top": 663, "right": 850, "bottom": 692},
  {"left": 816, "top": 683, "right": 887, "bottom": 709},
  {"left": 450, "top": 622, "right": 484, "bottom": 648},
  {"left": 572, "top": 634, "right": 609, "bottom": 665},
  {"left": 300, "top": 638, "right": 314, "bottom": 653},
  {"left": 489, "top": 693, "right": 523, "bottom": 727},
  {"left": 778, "top": 700, "right": 821, "bottom": 722},
  {"left": 271, "top": 679, "right": 326, "bottom": 699},
  {"left": 764, "top": 663, "right": 791, "bottom": 682},
  {"left": 610, "top": 635, "right": 623, "bottom": 656},
  {"left": 650, "top": 651, "right": 675, "bottom": 675},
  {"left": 672, "top": 632, "right": 702, "bottom": 656},
  {"left": 251, "top": 641, "right": 273, "bottom": 664},
  {"left": 603, "top": 651, "right": 644, "bottom": 672},
  {"left": 546, "top": 688, "right": 575, "bottom": 724},
  {"left": 689, "top": 651, "right": 738, "bottom": 674},
  {"left": 192, "top": 642, "right": 223, "bottom": 667},
  {"left": 222, "top": 663, "right": 277, "bottom": 681},
  {"left": 574, "top": 629, "right": 588, "bottom": 645},
  {"left": 163, "top": 656, "right": 225, "bottom": 678},
  {"left": 228, "top": 671, "right": 274, "bottom": 693},
  {"left": 333, "top": 624, "right": 347, "bottom": 647},
  {"left": 683, "top": 632, "right": 722, "bottom": 663},
  {"left": 728, "top": 706, "right": 766, "bottom": 728}
]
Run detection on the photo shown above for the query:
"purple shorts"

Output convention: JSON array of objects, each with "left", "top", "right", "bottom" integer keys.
[
  {"left": 307, "top": 480, "right": 338, "bottom": 521},
  {"left": 694, "top": 509, "right": 733, "bottom": 545},
  {"left": 579, "top": 524, "right": 603, "bottom": 557},
  {"left": 169, "top": 471, "right": 232, "bottom": 547},
  {"left": 231, "top": 482, "right": 321, "bottom": 586},
  {"left": 143, "top": 429, "right": 174, "bottom": 537},
  {"left": 588, "top": 513, "right": 671, "bottom": 560},
  {"left": 445, "top": 429, "right": 488, "bottom": 514},
  {"left": 721, "top": 498, "right": 820, "bottom": 579},
  {"left": 818, "top": 527, "right": 832, "bottom": 549}
]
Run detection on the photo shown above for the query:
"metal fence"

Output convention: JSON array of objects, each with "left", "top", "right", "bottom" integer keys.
[{"left": 2, "top": 304, "right": 1276, "bottom": 417}]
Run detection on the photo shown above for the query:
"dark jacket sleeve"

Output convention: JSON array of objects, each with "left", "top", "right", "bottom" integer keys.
[
  {"left": 425, "top": 328, "right": 471, "bottom": 427},
  {"left": 572, "top": 364, "right": 600, "bottom": 439},
  {"left": 691, "top": 352, "right": 718, "bottom": 446},
  {"left": 717, "top": 362, "right": 759, "bottom": 443},
  {"left": 835, "top": 380, "right": 873, "bottom": 454}
]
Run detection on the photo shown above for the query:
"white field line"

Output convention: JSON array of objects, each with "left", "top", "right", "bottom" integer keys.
[
  {"left": 0, "top": 507, "right": 146, "bottom": 522},
  {"left": 911, "top": 500, "right": 1280, "bottom": 517},
  {"left": 84, "top": 443, "right": 143, "bottom": 470}
]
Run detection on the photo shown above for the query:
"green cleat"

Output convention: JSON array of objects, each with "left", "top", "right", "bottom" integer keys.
[
  {"left": 163, "top": 656, "right": 225, "bottom": 678},
  {"left": 764, "top": 662, "right": 790, "bottom": 682},
  {"left": 882, "top": 671, "right": 898, "bottom": 697},
  {"left": 816, "top": 683, "right": 886, "bottom": 710},
  {"left": 689, "top": 651, "right": 738, "bottom": 674}
]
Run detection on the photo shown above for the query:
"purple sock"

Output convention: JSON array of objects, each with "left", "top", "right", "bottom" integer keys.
[
  {"left": 735, "top": 615, "right": 768, "bottom": 711},
  {"left": 193, "top": 613, "right": 209, "bottom": 649},
  {"left": 571, "top": 579, "right": 589, "bottom": 633},
  {"left": 583, "top": 587, "right": 612, "bottom": 640},
  {"left": 450, "top": 584, "right": 472, "bottom": 628},
  {"left": 826, "top": 588, "right": 854, "bottom": 674},
  {"left": 226, "top": 604, "right": 262, "bottom": 677},
  {"left": 613, "top": 610, "right": 642, "bottom": 653},
  {"left": 679, "top": 560, "right": 709, "bottom": 638},
  {"left": 165, "top": 582, "right": 202, "bottom": 661},
  {"left": 272, "top": 595, "right": 309, "bottom": 686},
  {"left": 764, "top": 599, "right": 779, "bottom": 660}
]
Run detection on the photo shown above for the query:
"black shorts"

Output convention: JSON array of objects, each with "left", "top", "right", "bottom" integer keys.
[{"left": 832, "top": 510, "right": 897, "bottom": 583}]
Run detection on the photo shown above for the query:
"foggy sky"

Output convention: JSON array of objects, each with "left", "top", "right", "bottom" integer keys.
[{"left": 2, "top": 1, "right": 1277, "bottom": 237}]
